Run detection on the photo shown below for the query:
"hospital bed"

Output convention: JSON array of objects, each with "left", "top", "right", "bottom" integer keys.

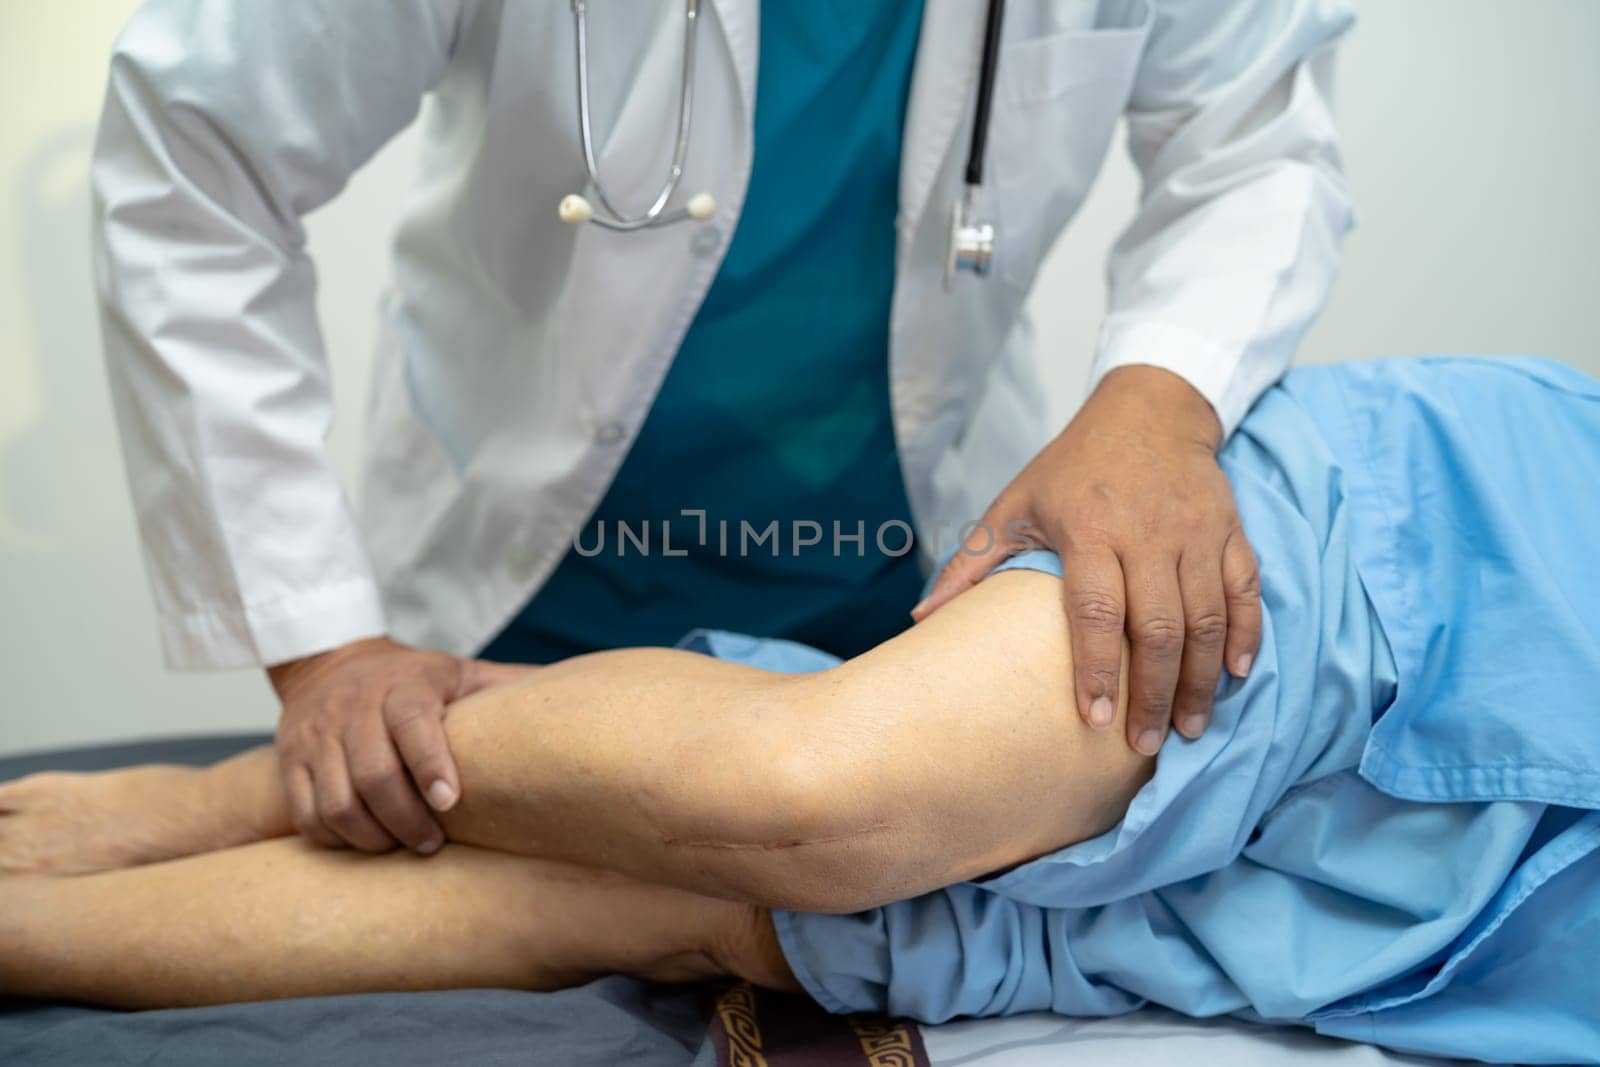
[{"left": 0, "top": 737, "right": 1463, "bottom": 1066}]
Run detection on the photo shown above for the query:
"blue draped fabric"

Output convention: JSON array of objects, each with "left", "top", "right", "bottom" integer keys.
[{"left": 686, "top": 358, "right": 1600, "bottom": 1064}]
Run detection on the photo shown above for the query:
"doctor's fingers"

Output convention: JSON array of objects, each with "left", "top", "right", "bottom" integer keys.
[
  {"left": 1222, "top": 527, "right": 1262, "bottom": 678},
  {"left": 1171, "top": 550, "right": 1230, "bottom": 740},
  {"left": 1060, "top": 544, "right": 1127, "bottom": 733},
  {"left": 384, "top": 684, "right": 462, "bottom": 815},
  {"left": 345, "top": 709, "right": 445, "bottom": 853},
  {"left": 310, "top": 741, "right": 399, "bottom": 852},
  {"left": 283, "top": 762, "right": 342, "bottom": 849},
  {"left": 1122, "top": 552, "right": 1187, "bottom": 757}
]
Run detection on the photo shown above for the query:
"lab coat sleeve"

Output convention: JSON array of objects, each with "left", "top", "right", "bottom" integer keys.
[
  {"left": 1090, "top": 0, "right": 1356, "bottom": 436},
  {"left": 92, "top": 0, "right": 470, "bottom": 669}
]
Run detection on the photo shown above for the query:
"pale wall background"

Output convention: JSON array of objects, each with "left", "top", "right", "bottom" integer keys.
[{"left": 2, "top": 2, "right": 1597, "bottom": 756}]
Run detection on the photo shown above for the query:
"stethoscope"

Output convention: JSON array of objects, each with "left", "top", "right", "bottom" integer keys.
[{"left": 557, "top": 0, "right": 1006, "bottom": 289}]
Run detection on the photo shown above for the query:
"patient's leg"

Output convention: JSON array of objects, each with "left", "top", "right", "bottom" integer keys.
[
  {"left": 0, "top": 836, "right": 796, "bottom": 1009},
  {"left": 2, "top": 572, "right": 1147, "bottom": 913},
  {"left": 437, "top": 569, "right": 1149, "bottom": 911}
]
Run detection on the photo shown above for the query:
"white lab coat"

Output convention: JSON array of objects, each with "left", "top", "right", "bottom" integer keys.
[{"left": 92, "top": 0, "right": 1354, "bottom": 670}]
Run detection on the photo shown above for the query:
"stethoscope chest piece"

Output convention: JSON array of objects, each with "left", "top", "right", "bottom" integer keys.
[
  {"left": 943, "top": 0, "right": 1006, "bottom": 290},
  {"left": 946, "top": 192, "right": 995, "bottom": 290}
]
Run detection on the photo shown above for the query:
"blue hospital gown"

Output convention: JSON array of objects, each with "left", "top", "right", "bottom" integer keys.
[{"left": 681, "top": 357, "right": 1600, "bottom": 1065}]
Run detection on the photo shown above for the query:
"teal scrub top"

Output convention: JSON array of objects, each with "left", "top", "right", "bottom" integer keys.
[{"left": 485, "top": 0, "right": 927, "bottom": 664}]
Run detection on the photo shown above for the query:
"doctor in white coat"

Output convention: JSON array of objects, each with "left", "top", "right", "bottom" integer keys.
[{"left": 92, "top": 0, "right": 1354, "bottom": 855}]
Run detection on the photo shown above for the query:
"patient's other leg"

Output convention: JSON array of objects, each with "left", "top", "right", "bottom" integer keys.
[{"left": 0, "top": 837, "right": 796, "bottom": 1009}]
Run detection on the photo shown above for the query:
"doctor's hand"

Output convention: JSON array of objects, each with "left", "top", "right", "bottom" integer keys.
[
  {"left": 268, "top": 637, "right": 530, "bottom": 853},
  {"left": 913, "top": 364, "right": 1261, "bottom": 756}
]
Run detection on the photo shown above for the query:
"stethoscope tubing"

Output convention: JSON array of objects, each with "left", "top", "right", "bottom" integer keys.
[
  {"left": 964, "top": 0, "right": 1006, "bottom": 188},
  {"left": 564, "top": 0, "right": 1006, "bottom": 274},
  {"left": 570, "top": 0, "right": 702, "bottom": 231}
]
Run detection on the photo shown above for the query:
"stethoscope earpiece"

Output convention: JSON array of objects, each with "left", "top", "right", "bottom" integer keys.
[
  {"left": 558, "top": 194, "right": 595, "bottom": 225},
  {"left": 685, "top": 193, "right": 716, "bottom": 221},
  {"left": 558, "top": 191, "right": 714, "bottom": 227}
]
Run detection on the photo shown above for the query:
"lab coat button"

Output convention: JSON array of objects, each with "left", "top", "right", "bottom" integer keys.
[
  {"left": 595, "top": 420, "right": 626, "bottom": 445},
  {"left": 690, "top": 225, "right": 721, "bottom": 258}
]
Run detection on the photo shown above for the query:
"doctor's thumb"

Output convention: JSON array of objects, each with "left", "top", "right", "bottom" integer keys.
[
  {"left": 457, "top": 657, "right": 540, "bottom": 697},
  {"left": 911, "top": 501, "right": 1035, "bottom": 622}
]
